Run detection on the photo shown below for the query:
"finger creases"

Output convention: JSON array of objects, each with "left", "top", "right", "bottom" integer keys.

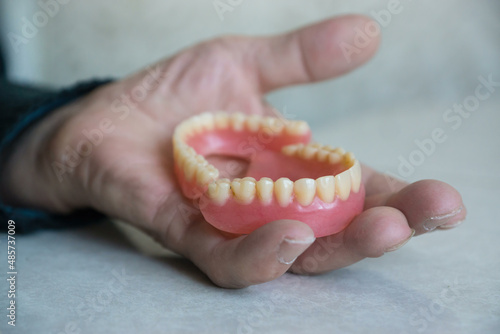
[
  {"left": 180, "top": 219, "right": 315, "bottom": 288},
  {"left": 385, "top": 179, "right": 467, "bottom": 235},
  {"left": 290, "top": 206, "right": 412, "bottom": 274},
  {"left": 254, "top": 15, "right": 381, "bottom": 93}
]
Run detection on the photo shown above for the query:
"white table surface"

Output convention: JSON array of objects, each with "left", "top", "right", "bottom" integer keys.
[{"left": 1, "top": 97, "right": 499, "bottom": 334}]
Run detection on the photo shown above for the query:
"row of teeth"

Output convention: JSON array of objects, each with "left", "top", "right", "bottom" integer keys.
[
  {"left": 207, "top": 162, "right": 361, "bottom": 207},
  {"left": 172, "top": 112, "right": 362, "bottom": 206},
  {"left": 173, "top": 111, "right": 310, "bottom": 141},
  {"left": 281, "top": 143, "right": 355, "bottom": 165}
]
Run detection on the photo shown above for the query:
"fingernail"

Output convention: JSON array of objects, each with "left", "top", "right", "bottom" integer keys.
[
  {"left": 438, "top": 219, "right": 465, "bottom": 230},
  {"left": 385, "top": 229, "right": 415, "bottom": 253},
  {"left": 423, "top": 206, "right": 464, "bottom": 231},
  {"left": 277, "top": 236, "right": 315, "bottom": 265}
]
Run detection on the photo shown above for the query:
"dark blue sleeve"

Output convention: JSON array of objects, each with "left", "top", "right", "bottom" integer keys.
[{"left": 1, "top": 79, "right": 113, "bottom": 233}]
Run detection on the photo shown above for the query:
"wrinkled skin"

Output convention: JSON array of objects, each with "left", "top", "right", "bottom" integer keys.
[{"left": 1, "top": 16, "right": 466, "bottom": 288}]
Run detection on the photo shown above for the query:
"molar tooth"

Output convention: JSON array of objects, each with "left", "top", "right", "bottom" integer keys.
[
  {"left": 294, "top": 178, "right": 316, "bottom": 206},
  {"left": 274, "top": 178, "right": 294, "bottom": 207},
  {"left": 198, "top": 112, "right": 215, "bottom": 131},
  {"left": 246, "top": 115, "right": 262, "bottom": 132},
  {"left": 344, "top": 152, "right": 356, "bottom": 166},
  {"left": 231, "top": 177, "right": 256, "bottom": 204},
  {"left": 261, "top": 117, "right": 285, "bottom": 135},
  {"left": 300, "top": 146, "right": 318, "bottom": 160},
  {"left": 316, "top": 176, "right": 335, "bottom": 203},
  {"left": 214, "top": 112, "right": 230, "bottom": 129},
  {"left": 333, "top": 147, "right": 346, "bottom": 155},
  {"left": 317, "top": 149, "right": 330, "bottom": 162},
  {"left": 230, "top": 112, "right": 246, "bottom": 131},
  {"left": 281, "top": 144, "right": 300, "bottom": 157},
  {"left": 335, "top": 170, "right": 351, "bottom": 201},
  {"left": 196, "top": 165, "right": 219, "bottom": 185},
  {"left": 256, "top": 177, "right": 274, "bottom": 205},
  {"left": 328, "top": 152, "right": 342, "bottom": 164},
  {"left": 285, "top": 121, "right": 310, "bottom": 136},
  {"left": 349, "top": 161, "right": 362, "bottom": 193},
  {"left": 207, "top": 180, "right": 231, "bottom": 206},
  {"left": 183, "top": 158, "right": 199, "bottom": 182}
]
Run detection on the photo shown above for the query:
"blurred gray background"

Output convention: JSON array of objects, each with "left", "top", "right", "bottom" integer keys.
[{"left": 1, "top": 0, "right": 499, "bottom": 116}]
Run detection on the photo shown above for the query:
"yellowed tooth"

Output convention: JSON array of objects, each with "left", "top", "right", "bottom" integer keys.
[
  {"left": 333, "top": 147, "right": 346, "bottom": 155},
  {"left": 207, "top": 180, "right": 231, "bottom": 206},
  {"left": 274, "top": 177, "right": 294, "bottom": 207},
  {"left": 344, "top": 152, "right": 356, "bottom": 166},
  {"left": 183, "top": 158, "right": 200, "bottom": 182},
  {"left": 281, "top": 144, "right": 301, "bottom": 157},
  {"left": 335, "top": 170, "right": 351, "bottom": 201},
  {"left": 198, "top": 112, "right": 215, "bottom": 131},
  {"left": 196, "top": 165, "right": 219, "bottom": 185},
  {"left": 300, "top": 146, "right": 318, "bottom": 160},
  {"left": 285, "top": 121, "right": 310, "bottom": 136},
  {"left": 246, "top": 115, "right": 262, "bottom": 132},
  {"left": 316, "top": 176, "right": 335, "bottom": 203},
  {"left": 261, "top": 117, "right": 285, "bottom": 135},
  {"left": 317, "top": 149, "right": 330, "bottom": 162},
  {"left": 349, "top": 161, "right": 362, "bottom": 193},
  {"left": 214, "top": 112, "right": 230, "bottom": 129},
  {"left": 328, "top": 152, "right": 343, "bottom": 164},
  {"left": 294, "top": 178, "right": 316, "bottom": 206},
  {"left": 231, "top": 177, "right": 256, "bottom": 204},
  {"left": 230, "top": 112, "right": 246, "bottom": 131},
  {"left": 256, "top": 177, "right": 274, "bottom": 205},
  {"left": 310, "top": 142, "right": 323, "bottom": 148}
]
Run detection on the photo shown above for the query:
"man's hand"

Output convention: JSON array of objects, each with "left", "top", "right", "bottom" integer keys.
[{"left": 0, "top": 15, "right": 466, "bottom": 288}]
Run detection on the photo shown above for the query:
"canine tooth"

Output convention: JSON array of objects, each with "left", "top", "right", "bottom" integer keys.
[
  {"left": 300, "top": 146, "right": 318, "bottom": 160},
  {"left": 230, "top": 112, "right": 246, "bottom": 131},
  {"left": 214, "top": 112, "right": 230, "bottom": 129},
  {"left": 261, "top": 117, "right": 285, "bottom": 135},
  {"left": 335, "top": 170, "right": 351, "bottom": 200},
  {"left": 256, "top": 177, "right": 274, "bottom": 205},
  {"left": 231, "top": 177, "right": 256, "bottom": 204},
  {"left": 285, "top": 121, "right": 309, "bottom": 136},
  {"left": 328, "top": 152, "right": 342, "bottom": 164},
  {"left": 316, "top": 176, "right": 335, "bottom": 203},
  {"left": 349, "top": 161, "right": 362, "bottom": 193},
  {"left": 196, "top": 165, "right": 219, "bottom": 185},
  {"left": 294, "top": 178, "right": 316, "bottom": 206},
  {"left": 317, "top": 149, "right": 330, "bottom": 162},
  {"left": 207, "top": 181, "right": 231, "bottom": 206},
  {"left": 246, "top": 115, "right": 262, "bottom": 132},
  {"left": 274, "top": 178, "right": 294, "bottom": 207}
]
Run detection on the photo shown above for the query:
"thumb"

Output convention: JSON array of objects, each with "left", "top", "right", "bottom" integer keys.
[{"left": 251, "top": 15, "right": 380, "bottom": 93}]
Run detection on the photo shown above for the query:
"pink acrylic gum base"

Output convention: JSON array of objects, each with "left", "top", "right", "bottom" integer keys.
[{"left": 175, "top": 126, "right": 365, "bottom": 237}]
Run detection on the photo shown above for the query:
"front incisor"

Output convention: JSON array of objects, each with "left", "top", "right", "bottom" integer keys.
[
  {"left": 294, "top": 178, "right": 316, "bottom": 206},
  {"left": 275, "top": 177, "right": 294, "bottom": 207},
  {"left": 256, "top": 177, "right": 274, "bottom": 205},
  {"left": 316, "top": 176, "right": 335, "bottom": 203}
]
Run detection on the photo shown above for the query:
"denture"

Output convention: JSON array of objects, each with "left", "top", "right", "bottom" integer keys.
[{"left": 173, "top": 112, "right": 365, "bottom": 237}]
